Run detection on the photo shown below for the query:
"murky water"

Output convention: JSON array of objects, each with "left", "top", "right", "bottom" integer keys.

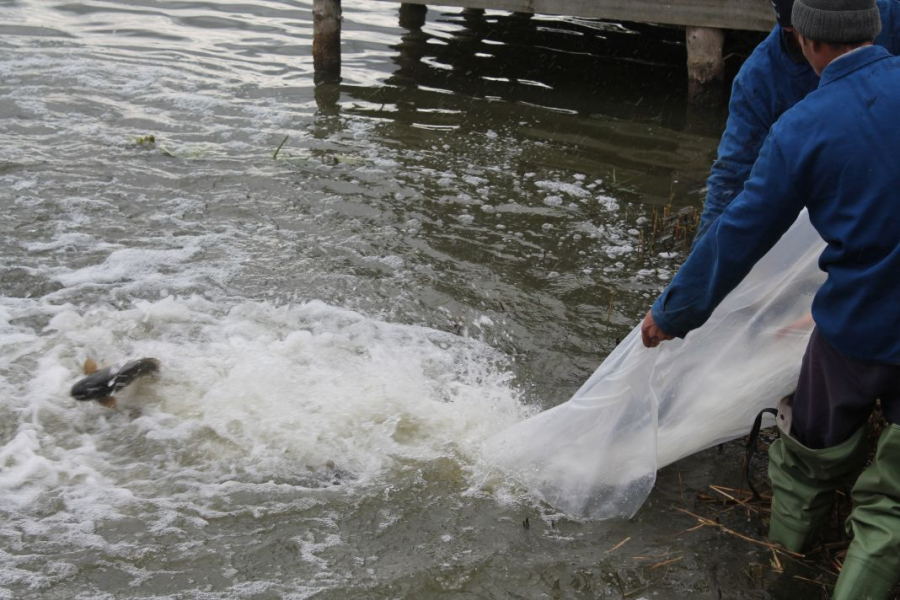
[{"left": 0, "top": 2, "right": 816, "bottom": 598}]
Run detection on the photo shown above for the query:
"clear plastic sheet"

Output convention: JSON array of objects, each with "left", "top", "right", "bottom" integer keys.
[{"left": 486, "top": 211, "right": 825, "bottom": 519}]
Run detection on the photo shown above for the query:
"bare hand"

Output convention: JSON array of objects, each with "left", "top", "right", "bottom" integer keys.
[
  {"left": 775, "top": 313, "right": 814, "bottom": 338},
  {"left": 641, "top": 310, "right": 674, "bottom": 348}
]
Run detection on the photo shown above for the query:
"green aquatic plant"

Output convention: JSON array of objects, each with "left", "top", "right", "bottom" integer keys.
[
  {"left": 273, "top": 135, "right": 289, "bottom": 159},
  {"left": 133, "top": 134, "right": 156, "bottom": 146},
  {"left": 128, "top": 135, "right": 179, "bottom": 158}
]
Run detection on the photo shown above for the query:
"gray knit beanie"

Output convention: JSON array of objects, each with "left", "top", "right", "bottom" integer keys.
[{"left": 792, "top": 0, "right": 881, "bottom": 43}]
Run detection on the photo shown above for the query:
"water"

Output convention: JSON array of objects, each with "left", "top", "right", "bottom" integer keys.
[{"left": 0, "top": 1, "right": 809, "bottom": 598}]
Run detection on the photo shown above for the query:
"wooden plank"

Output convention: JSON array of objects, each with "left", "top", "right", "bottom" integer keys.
[{"left": 374, "top": 0, "right": 775, "bottom": 32}]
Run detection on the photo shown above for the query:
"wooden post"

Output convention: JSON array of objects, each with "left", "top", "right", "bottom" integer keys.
[
  {"left": 400, "top": 3, "right": 427, "bottom": 30},
  {"left": 313, "top": 0, "right": 342, "bottom": 84},
  {"left": 686, "top": 26, "right": 725, "bottom": 103}
]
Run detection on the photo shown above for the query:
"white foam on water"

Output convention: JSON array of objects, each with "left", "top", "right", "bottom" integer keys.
[
  {"left": 17, "top": 216, "right": 246, "bottom": 300},
  {"left": 534, "top": 180, "right": 590, "bottom": 199},
  {"left": 0, "top": 295, "right": 529, "bottom": 589},
  {"left": 596, "top": 194, "right": 620, "bottom": 212},
  {"left": 53, "top": 247, "right": 202, "bottom": 287},
  {"left": 543, "top": 195, "right": 563, "bottom": 207},
  {"left": 22, "top": 233, "right": 116, "bottom": 253}
]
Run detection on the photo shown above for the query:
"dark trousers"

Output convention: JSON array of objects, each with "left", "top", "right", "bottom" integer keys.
[{"left": 792, "top": 328, "right": 900, "bottom": 449}]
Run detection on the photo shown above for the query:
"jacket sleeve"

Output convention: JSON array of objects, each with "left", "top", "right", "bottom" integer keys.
[
  {"left": 693, "top": 72, "right": 776, "bottom": 246},
  {"left": 652, "top": 133, "right": 805, "bottom": 338}
]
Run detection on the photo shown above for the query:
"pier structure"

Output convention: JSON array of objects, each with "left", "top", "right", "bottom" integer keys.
[{"left": 313, "top": 0, "right": 776, "bottom": 100}]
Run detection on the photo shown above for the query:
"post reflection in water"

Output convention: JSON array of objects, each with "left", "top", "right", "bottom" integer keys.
[
  {"left": 330, "top": 8, "right": 734, "bottom": 213},
  {"left": 315, "top": 80, "right": 342, "bottom": 114},
  {"left": 336, "top": 7, "right": 733, "bottom": 144}
]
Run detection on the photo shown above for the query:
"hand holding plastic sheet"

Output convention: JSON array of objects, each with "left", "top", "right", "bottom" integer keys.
[{"left": 485, "top": 211, "right": 825, "bottom": 520}]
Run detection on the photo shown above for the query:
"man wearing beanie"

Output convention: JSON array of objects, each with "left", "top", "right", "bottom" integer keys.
[
  {"left": 641, "top": 1, "right": 900, "bottom": 598},
  {"left": 691, "top": 0, "right": 900, "bottom": 245}
]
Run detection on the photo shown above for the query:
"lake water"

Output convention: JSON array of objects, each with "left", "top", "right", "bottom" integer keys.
[{"left": 0, "top": 1, "right": 812, "bottom": 598}]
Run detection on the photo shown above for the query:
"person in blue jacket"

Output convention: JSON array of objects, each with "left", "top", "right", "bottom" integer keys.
[
  {"left": 642, "top": 1, "right": 900, "bottom": 598},
  {"left": 693, "top": 0, "right": 900, "bottom": 244}
]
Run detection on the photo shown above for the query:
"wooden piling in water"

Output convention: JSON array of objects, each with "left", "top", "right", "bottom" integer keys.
[
  {"left": 686, "top": 26, "right": 725, "bottom": 102},
  {"left": 313, "top": 0, "right": 342, "bottom": 84}
]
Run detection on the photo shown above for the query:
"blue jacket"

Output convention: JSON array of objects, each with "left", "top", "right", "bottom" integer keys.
[
  {"left": 694, "top": 0, "right": 900, "bottom": 243},
  {"left": 653, "top": 46, "right": 900, "bottom": 364}
]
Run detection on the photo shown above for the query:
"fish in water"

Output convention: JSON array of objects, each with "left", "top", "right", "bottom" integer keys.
[{"left": 70, "top": 357, "right": 160, "bottom": 408}]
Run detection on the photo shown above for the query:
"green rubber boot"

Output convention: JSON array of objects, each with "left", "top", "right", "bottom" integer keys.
[
  {"left": 832, "top": 424, "right": 900, "bottom": 600},
  {"left": 767, "top": 400, "right": 868, "bottom": 553}
]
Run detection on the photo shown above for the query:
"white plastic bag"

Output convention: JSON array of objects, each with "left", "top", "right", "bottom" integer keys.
[{"left": 486, "top": 211, "right": 825, "bottom": 519}]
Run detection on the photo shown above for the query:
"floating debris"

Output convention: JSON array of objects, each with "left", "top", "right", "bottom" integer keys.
[{"left": 133, "top": 134, "right": 156, "bottom": 146}]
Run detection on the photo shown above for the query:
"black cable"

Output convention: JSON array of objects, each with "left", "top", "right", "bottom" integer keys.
[{"left": 743, "top": 407, "right": 778, "bottom": 501}]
